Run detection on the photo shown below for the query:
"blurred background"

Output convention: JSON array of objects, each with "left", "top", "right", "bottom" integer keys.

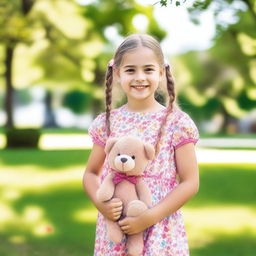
[{"left": 0, "top": 0, "right": 255, "bottom": 255}]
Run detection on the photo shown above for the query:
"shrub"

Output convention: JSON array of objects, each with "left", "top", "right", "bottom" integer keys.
[{"left": 6, "top": 128, "right": 41, "bottom": 148}]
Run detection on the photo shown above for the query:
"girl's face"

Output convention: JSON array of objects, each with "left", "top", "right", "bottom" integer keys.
[{"left": 116, "top": 46, "right": 164, "bottom": 103}]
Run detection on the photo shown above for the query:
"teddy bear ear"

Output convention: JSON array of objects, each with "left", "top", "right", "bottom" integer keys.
[
  {"left": 105, "top": 138, "right": 118, "bottom": 154},
  {"left": 144, "top": 143, "right": 155, "bottom": 160}
]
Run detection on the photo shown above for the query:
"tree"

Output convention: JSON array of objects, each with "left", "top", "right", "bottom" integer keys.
[
  {"left": 171, "top": 0, "right": 256, "bottom": 132},
  {"left": 0, "top": 0, "right": 35, "bottom": 127},
  {"left": 0, "top": 0, "right": 166, "bottom": 130}
]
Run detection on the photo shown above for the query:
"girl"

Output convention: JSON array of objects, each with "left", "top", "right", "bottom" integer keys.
[{"left": 83, "top": 34, "right": 199, "bottom": 256}]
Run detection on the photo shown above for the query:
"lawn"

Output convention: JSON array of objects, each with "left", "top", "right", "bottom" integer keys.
[{"left": 0, "top": 149, "right": 256, "bottom": 256}]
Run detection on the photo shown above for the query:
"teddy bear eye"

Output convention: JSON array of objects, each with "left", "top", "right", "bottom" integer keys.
[{"left": 132, "top": 155, "right": 135, "bottom": 159}]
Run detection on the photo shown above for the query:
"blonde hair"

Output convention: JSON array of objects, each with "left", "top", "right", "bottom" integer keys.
[{"left": 105, "top": 33, "right": 176, "bottom": 154}]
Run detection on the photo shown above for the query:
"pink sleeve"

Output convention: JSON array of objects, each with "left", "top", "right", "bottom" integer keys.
[
  {"left": 88, "top": 113, "right": 107, "bottom": 147},
  {"left": 172, "top": 113, "right": 199, "bottom": 150}
]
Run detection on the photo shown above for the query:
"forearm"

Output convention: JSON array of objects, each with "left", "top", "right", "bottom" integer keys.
[
  {"left": 118, "top": 180, "right": 199, "bottom": 235},
  {"left": 143, "top": 180, "right": 199, "bottom": 227},
  {"left": 83, "top": 171, "right": 123, "bottom": 221},
  {"left": 83, "top": 171, "right": 101, "bottom": 209}
]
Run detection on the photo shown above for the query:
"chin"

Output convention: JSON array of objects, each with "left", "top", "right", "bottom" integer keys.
[{"left": 131, "top": 93, "right": 154, "bottom": 101}]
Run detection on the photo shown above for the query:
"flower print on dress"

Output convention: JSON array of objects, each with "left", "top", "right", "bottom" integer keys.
[{"left": 88, "top": 104, "right": 199, "bottom": 256}]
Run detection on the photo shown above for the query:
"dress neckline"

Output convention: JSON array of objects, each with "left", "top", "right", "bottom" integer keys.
[{"left": 121, "top": 104, "right": 167, "bottom": 115}]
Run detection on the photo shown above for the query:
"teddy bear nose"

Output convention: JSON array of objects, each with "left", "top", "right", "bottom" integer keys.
[{"left": 121, "top": 157, "right": 128, "bottom": 163}]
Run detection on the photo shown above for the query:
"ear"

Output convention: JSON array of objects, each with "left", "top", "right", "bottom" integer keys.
[
  {"left": 105, "top": 138, "right": 118, "bottom": 154},
  {"left": 144, "top": 143, "right": 155, "bottom": 160}
]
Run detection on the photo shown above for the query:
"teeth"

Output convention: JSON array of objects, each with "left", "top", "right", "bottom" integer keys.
[{"left": 132, "top": 86, "right": 148, "bottom": 89}]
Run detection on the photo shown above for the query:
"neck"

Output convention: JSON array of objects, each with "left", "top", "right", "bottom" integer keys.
[{"left": 126, "top": 98, "right": 164, "bottom": 113}]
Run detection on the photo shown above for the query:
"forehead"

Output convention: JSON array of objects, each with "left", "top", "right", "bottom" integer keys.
[{"left": 120, "top": 46, "right": 160, "bottom": 67}]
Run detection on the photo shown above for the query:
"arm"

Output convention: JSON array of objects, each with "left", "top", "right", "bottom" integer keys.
[
  {"left": 96, "top": 173, "right": 115, "bottom": 202},
  {"left": 119, "top": 143, "right": 199, "bottom": 234},
  {"left": 83, "top": 143, "right": 122, "bottom": 221}
]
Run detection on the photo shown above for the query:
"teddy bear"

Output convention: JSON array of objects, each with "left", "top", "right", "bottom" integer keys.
[{"left": 96, "top": 135, "right": 155, "bottom": 256}]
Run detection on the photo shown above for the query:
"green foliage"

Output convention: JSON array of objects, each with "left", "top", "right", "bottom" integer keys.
[
  {"left": 6, "top": 128, "right": 41, "bottom": 148},
  {"left": 62, "top": 90, "right": 92, "bottom": 114},
  {"left": 178, "top": 94, "right": 221, "bottom": 123},
  {"left": 0, "top": 0, "right": 35, "bottom": 46},
  {"left": 155, "top": 0, "right": 187, "bottom": 7},
  {"left": 174, "top": 0, "right": 256, "bottom": 131},
  {"left": 238, "top": 89, "right": 256, "bottom": 110}
]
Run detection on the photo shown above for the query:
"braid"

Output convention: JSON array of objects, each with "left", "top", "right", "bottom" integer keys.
[
  {"left": 155, "top": 65, "right": 176, "bottom": 155},
  {"left": 105, "top": 66, "right": 113, "bottom": 136},
  {"left": 165, "top": 65, "right": 176, "bottom": 108}
]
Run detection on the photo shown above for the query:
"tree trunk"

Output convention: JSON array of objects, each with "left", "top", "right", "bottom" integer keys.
[
  {"left": 4, "top": 45, "right": 15, "bottom": 128},
  {"left": 43, "top": 90, "right": 58, "bottom": 128}
]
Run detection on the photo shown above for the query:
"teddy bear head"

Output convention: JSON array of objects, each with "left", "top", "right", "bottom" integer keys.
[{"left": 105, "top": 136, "right": 155, "bottom": 176}]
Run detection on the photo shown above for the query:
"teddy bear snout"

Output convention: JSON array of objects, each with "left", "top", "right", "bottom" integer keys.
[
  {"left": 121, "top": 157, "right": 128, "bottom": 163},
  {"left": 114, "top": 154, "right": 135, "bottom": 172}
]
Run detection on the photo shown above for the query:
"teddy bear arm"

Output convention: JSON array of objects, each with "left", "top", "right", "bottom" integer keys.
[
  {"left": 136, "top": 179, "right": 152, "bottom": 207},
  {"left": 96, "top": 173, "right": 115, "bottom": 202}
]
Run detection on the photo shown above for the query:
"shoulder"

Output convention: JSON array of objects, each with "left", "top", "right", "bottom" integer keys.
[{"left": 167, "top": 105, "right": 199, "bottom": 149}]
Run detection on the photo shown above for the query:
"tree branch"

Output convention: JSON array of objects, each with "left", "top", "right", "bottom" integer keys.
[{"left": 242, "top": 0, "right": 256, "bottom": 23}]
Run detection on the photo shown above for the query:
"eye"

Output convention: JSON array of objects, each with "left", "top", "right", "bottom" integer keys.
[
  {"left": 145, "top": 68, "right": 154, "bottom": 73},
  {"left": 117, "top": 153, "right": 120, "bottom": 156},
  {"left": 125, "top": 68, "right": 135, "bottom": 73},
  {"left": 131, "top": 155, "right": 135, "bottom": 159}
]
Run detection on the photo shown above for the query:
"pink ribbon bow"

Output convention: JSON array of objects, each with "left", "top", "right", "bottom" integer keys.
[{"left": 112, "top": 172, "right": 138, "bottom": 185}]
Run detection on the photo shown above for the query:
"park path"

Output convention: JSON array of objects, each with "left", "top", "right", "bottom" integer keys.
[
  {"left": 196, "top": 138, "right": 256, "bottom": 163},
  {"left": 0, "top": 134, "right": 255, "bottom": 163},
  {"left": 40, "top": 135, "right": 256, "bottom": 164}
]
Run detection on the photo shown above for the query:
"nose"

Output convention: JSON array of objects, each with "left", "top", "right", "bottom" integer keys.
[
  {"left": 135, "top": 71, "right": 146, "bottom": 83},
  {"left": 121, "top": 158, "right": 127, "bottom": 163}
]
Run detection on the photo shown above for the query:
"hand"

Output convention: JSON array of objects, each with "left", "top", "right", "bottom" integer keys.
[
  {"left": 118, "top": 209, "right": 153, "bottom": 235},
  {"left": 97, "top": 198, "right": 123, "bottom": 221}
]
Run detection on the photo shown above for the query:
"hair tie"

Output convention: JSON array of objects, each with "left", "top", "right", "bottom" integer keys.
[
  {"left": 164, "top": 58, "right": 170, "bottom": 68},
  {"left": 108, "top": 59, "right": 115, "bottom": 68},
  {"left": 164, "top": 60, "right": 170, "bottom": 68}
]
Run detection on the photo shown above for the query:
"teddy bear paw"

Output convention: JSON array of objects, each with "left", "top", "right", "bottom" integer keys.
[{"left": 127, "top": 200, "right": 148, "bottom": 217}]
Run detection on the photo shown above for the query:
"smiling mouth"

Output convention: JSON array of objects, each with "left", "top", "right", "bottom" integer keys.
[{"left": 131, "top": 85, "right": 149, "bottom": 89}]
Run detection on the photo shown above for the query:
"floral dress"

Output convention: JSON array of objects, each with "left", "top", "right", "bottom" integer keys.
[{"left": 88, "top": 104, "right": 199, "bottom": 256}]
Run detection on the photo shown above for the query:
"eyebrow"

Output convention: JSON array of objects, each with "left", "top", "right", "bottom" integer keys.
[{"left": 123, "top": 64, "right": 156, "bottom": 68}]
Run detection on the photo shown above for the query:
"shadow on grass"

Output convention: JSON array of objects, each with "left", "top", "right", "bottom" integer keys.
[
  {"left": 191, "top": 231, "right": 256, "bottom": 256},
  {"left": 0, "top": 149, "right": 91, "bottom": 169},
  {"left": 187, "top": 163, "right": 256, "bottom": 207},
  {"left": 0, "top": 184, "right": 96, "bottom": 256}
]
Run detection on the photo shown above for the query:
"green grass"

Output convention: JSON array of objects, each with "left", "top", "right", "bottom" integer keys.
[
  {"left": 200, "top": 133, "right": 256, "bottom": 139},
  {"left": 0, "top": 127, "right": 256, "bottom": 138},
  {"left": 188, "top": 163, "right": 256, "bottom": 207},
  {"left": 0, "top": 149, "right": 91, "bottom": 168},
  {"left": 0, "top": 128, "right": 87, "bottom": 135},
  {"left": 199, "top": 146, "right": 256, "bottom": 150},
  {"left": 0, "top": 149, "right": 256, "bottom": 256}
]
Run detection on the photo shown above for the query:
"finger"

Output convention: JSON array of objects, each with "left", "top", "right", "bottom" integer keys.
[
  {"left": 118, "top": 220, "right": 125, "bottom": 226},
  {"left": 113, "top": 212, "right": 121, "bottom": 219},
  {"left": 113, "top": 215, "right": 120, "bottom": 221},
  {"left": 120, "top": 225, "right": 129, "bottom": 232},
  {"left": 113, "top": 210, "right": 121, "bottom": 215},
  {"left": 111, "top": 198, "right": 122, "bottom": 204},
  {"left": 111, "top": 201, "right": 123, "bottom": 208},
  {"left": 112, "top": 206, "right": 123, "bottom": 212}
]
